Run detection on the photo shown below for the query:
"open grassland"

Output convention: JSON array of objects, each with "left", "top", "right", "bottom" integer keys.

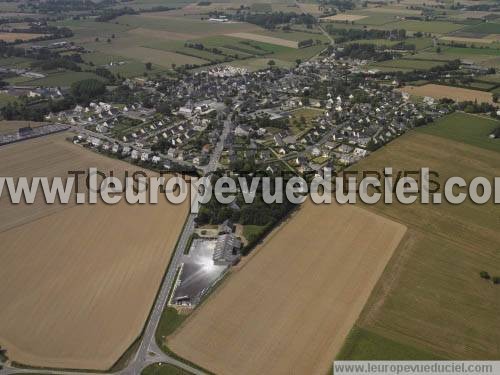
[
  {"left": 418, "top": 112, "right": 500, "bottom": 152},
  {"left": 439, "top": 35, "right": 496, "bottom": 44},
  {"left": 340, "top": 117, "right": 500, "bottom": 360},
  {"left": 400, "top": 84, "right": 494, "bottom": 104},
  {"left": 338, "top": 327, "right": 441, "bottom": 360},
  {"left": 225, "top": 57, "right": 294, "bottom": 71},
  {"left": 0, "top": 134, "right": 189, "bottom": 370},
  {"left": 0, "top": 32, "right": 45, "bottom": 41},
  {"left": 168, "top": 202, "right": 406, "bottom": 375},
  {"left": 373, "top": 59, "right": 446, "bottom": 70},
  {"left": 462, "top": 22, "right": 500, "bottom": 35},
  {"left": 10, "top": 71, "right": 107, "bottom": 87},
  {"left": 379, "top": 20, "right": 466, "bottom": 34},
  {"left": 254, "top": 29, "right": 328, "bottom": 43}
]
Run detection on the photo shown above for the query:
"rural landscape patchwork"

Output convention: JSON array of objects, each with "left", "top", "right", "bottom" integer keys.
[{"left": 0, "top": 0, "right": 500, "bottom": 374}]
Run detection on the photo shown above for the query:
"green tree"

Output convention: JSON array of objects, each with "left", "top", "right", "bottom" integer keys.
[
  {"left": 145, "top": 62, "right": 152, "bottom": 70},
  {"left": 268, "top": 59, "right": 276, "bottom": 67},
  {"left": 480, "top": 271, "right": 491, "bottom": 280},
  {"left": 71, "top": 79, "right": 106, "bottom": 103}
]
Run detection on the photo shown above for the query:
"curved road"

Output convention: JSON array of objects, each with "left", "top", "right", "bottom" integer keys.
[{"left": 0, "top": 118, "right": 232, "bottom": 375}]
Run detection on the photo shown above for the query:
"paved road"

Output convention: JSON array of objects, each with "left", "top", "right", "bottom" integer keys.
[
  {"left": 295, "top": 1, "right": 335, "bottom": 45},
  {"left": 1, "top": 116, "right": 232, "bottom": 375}
]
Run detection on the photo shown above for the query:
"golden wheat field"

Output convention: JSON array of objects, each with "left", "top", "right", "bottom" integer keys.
[
  {"left": 0, "top": 134, "right": 189, "bottom": 370},
  {"left": 400, "top": 84, "right": 494, "bottom": 104},
  {"left": 168, "top": 202, "right": 406, "bottom": 375}
]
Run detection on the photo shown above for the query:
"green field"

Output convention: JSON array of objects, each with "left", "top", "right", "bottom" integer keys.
[
  {"left": 342, "top": 112, "right": 500, "bottom": 361},
  {"left": 419, "top": 112, "right": 500, "bottom": 152},
  {"left": 380, "top": 20, "right": 466, "bottom": 34},
  {"left": 372, "top": 58, "right": 446, "bottom": 71},
  {"left": 6, "top": 71, "right": 106, "bottom": 87},
  {"left": 255, "top": 29, "right": 328, "bottom": 43},
  {"left": 466, "top": 81, "right": 496, "bottom": 90},
  {"left": 462, "top": 22, "right": 500, "bottom": 35},
  {"left": 442, "top": 46, "right": 500, "bottom": 56},
  {"left": 155, "top": 307, "right": 188, "bottom": 354},
  {"left": 337, "top": 327, "right": 441, "bottom": 360}
]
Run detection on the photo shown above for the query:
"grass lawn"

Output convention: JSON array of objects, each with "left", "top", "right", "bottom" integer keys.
[
  {"left": 142, "top": 363, "right": 191, "bottom": 375},
  {"left": 337, "top": 327, "right": 442, "bottom": 360},
  {"left": 155, "top": 307, "right": 188, "bottom": 353},
  {"left": 243, "top": 225, "right": 267, "bottom": 244},
  {"left": 418, "top": 112, "right": 500, "bottom": 153}
]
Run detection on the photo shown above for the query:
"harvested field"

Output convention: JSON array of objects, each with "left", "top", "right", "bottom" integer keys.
[
  {"left": 0, "top": 134, "right": 189, "bottom": 370},
  {"left": 321, "top": 14, "right": 368, "bottom": 22},
  {"left": 0, "top": 32, "right": 44, "bottom": 41},
  {"left": 168, "top": 202, "right": 406, "bottom": 375},
  {"left": 400, "top": 84, "right": 494, "bottom": 104},
  {"left": 228, "top": 32, "right": 299, "bottom": 48}
]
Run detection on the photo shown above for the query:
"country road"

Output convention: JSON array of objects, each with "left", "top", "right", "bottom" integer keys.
[{"left": 0, "top": 116, "right": 232, "bottom": 375}]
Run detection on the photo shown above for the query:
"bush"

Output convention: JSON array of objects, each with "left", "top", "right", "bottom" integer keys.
[
  {"left": 479, "top": 271, "right": 491, "bottom": 280},
  {"left": 493, "top": 277, "right": 500, "bottom": 285}
]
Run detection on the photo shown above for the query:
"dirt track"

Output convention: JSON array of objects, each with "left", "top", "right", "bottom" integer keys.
[{"left": 168, "top": 202, "right": 406, "bottom": 375}]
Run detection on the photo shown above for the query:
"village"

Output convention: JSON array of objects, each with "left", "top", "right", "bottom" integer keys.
[
  {"left": 17, "top": 52, "right": 458, "bottom": 310},
  {"left": 31, "top": 53, "right": 454, "bottom": 182}
]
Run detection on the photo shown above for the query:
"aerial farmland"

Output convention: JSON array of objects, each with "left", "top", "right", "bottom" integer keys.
[
  {"left": 0, "top": 134, "right": 189, "bottom": 370},
  {"left": 168, "top": 202, "right": 406, "bottom": 375}
]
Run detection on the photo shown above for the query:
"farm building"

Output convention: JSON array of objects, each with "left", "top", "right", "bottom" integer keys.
[{"left": 213, "top": 234, "right": 241, "bottom": 266}]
